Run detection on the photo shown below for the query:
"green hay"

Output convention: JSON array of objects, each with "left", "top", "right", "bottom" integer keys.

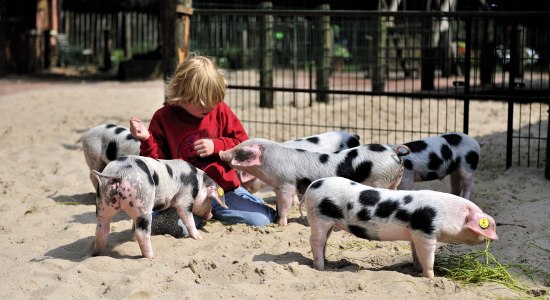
[{"left": 435, "top": 240, "right": 529, "bottom": 291}]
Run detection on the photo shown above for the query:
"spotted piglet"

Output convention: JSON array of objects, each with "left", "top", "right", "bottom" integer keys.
[
  {"left": 81, "top": 124, "right": 140, "bottom": 192},
  {"left": 92, "top": 155, "right": 227, "bottom": 258},
  {"left": 239, "top": 131, "right": 361, "bottom": 194},
  {"left": 219, "top": 138, "right": 409, "bottom": 226},
  {"left": 302, "top": 176, "right": 498, "bottom": 278},
  {"left": 393, "top": 132, "right": 480, "bottom": 199}
]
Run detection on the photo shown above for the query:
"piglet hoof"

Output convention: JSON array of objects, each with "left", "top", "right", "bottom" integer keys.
[
  {"left": 189, "top": 230, "right": 203, "bottom": 240},
  {"left": 277, "top": 217, "right": 288, "bottom": 226},
  {"left": 422, "top": 270, "right": 435, "bottom": 279}
]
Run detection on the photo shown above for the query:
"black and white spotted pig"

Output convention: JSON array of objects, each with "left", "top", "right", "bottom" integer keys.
[
  {"left": 81, "top": 124, "right": 140, "bottom": 192},
  {"left": 239, "top": 131, "right": 361, "bottom": 193},
  {"left": 392, "top": 132, "right": 480, "bottom": 200},
  {"left": 92, "top": 155, "right": 227, "bottom": 258},
  {"left": 219, "top": 138, "right": 409, "bottom": 226},
  {"left": 302, "top": 176, "right": 498, "bottom": 278}
]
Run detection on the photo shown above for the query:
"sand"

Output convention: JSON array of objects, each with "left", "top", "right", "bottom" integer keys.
[{"left": 0, "top": 77, "right": 548, "bottom": 299}]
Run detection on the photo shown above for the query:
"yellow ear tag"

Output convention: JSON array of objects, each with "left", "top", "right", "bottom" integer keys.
[
  {"left": 217, "top": 187, "right": 224, "bottom": 196},
  {"left": 479, "top": 217, "right": 489, "bottom": 229}
]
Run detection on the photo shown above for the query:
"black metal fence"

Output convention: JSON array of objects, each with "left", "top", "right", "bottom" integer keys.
[
  {"left": 59, "top": 11, "right": 160, "bottom": 68},
  {"left": 190, "top": 9, "right": 549, "bottom": 173},
  {"left": 58, "top": 8, "right": 549, "bottom": 173}
]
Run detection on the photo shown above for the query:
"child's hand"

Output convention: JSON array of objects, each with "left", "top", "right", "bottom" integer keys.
[
  {"left": 194, "top": 139, "right": 214, "bottom": 157},
  {"left": 129, "top": 116, "right": 150, "bottom": 141}
]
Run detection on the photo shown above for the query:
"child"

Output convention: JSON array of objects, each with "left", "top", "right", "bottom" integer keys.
[{"left": 130, "top": 54, "right": 277, "bottom": 237}]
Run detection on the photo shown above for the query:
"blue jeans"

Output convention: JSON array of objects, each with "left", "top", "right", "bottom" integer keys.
[
  {"left": 151, "top": 187, "right": 277, "bottom": 237},
  {"left": 212, "top": 186, "right": 277, "bottom": 226}
]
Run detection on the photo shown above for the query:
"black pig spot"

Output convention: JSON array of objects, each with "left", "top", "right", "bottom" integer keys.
[
  {"left": 347, "top": 202, "right": 354, "bottom": 211},
  {"left": 358, "top": 189, "right": 380, "bottom": 206},
  {"left": 440, "top": 144, "right": 453, "bottom": 160},
  {"left": 319, "top": 198, "right": 343, "bottom": 219},
  {"left": 234, "top": 149, "right": 257, "bottom": 164},
  {"left": 136, "top": 159, "right": 154, "bottom": 186},
  {"left": 346, "top": 136, "right": 360, "bottom": 148},
  {"left": 165, "top": 164, "right": 174, "bottom": 178},
  {"left": 442, "top": 133, "right": 462, "bottom": 146},
  {"left": 136, "top": 216, "right": 150, "bottom": 232},
  {"left": 428, "top": 152, "right": 443, "bottom": 170},
  {"left": 348, "top": 225, "right": 369, "bottom": 239},
  {"left": 423, "top": 172, "right": 440, "bottom": 181},
  {"left": 403, "top": 159, "right": 413, "bottom": 170},
  {"left": 368, "top": 144, "right": 387, "bottom": 152},
  {"left": 306, "top": 137, "right": 320, "bottom": 144},
  {"left": 106, "top": 124, "right": 116, "bottom": 129},
  {"left": 319, "top": 154, "right": 329, "bottom": 164},
  {"left": 446, "top": 158, "right": 460, "bottom": 174},
  {"left": 114, "top": 127, "right": 126, "bottom": 135},
  {"left": 410, "top": 207, "right": 437, "bottom": 235},
  {"left": 350, "top": 161, "right": 373, "bottom": 183},
  {"left": 126, "top": 134, "right": 137, "bottom": 140},
  {"left": 297, "top": 178, "right": 312, "bottom": 194},
  {"left": 405, "top": 140, "right": 428, "bottom": 153},
  {"left": 375, "top": 200, "right": 400, "bottom": 218},
  {"left": 106, "top": 142, "right": 118, "bottom": 161},
  {"left": 152, "top": 171, "right": 159, "bottom": 186},
  {"left": 403, "top": 195, "right": 413, "bottom": 204},
  {"left": 357, "top": 208, "right": 371, "bottom": 221},
  {"left": 181, "top": 173, "right": 199, "bottom": 199},
  {"left": 465, "top": 151, "right": 479, "bottom": 170},
  {"left": 394, "top": 209, "right": 411, "bottom": 222},
  {"left": 309, "top": 179, "right": 324, "bottom": 189}
]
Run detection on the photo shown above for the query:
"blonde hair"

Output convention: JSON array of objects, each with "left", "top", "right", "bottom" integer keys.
[{"left": 164, "top": 54, "right": 227, "bottom": 107}]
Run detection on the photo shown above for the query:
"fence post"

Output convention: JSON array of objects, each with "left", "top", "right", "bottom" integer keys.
[
  {"left": 421, "top": 15, "right": 434, "bottom": 90},
  {"left": 160, "top": 0, "right": 178, "bottom": 83},
  {"left": 103, "top": 29, "right": 111, "bottom": 70},
  {"left": 371, "top": 14, "right": 387, "bottom": 92},
  {"left": 546, "top": 108, "right": 550, "bottom": 179},
  {"left": 176, "top": 1, "right": 193, "bottom": 63},
  {"left": 315, "top": 4, "right": 330, "bottom": 102},
  {"left": 260, "top": 1, "right": 274, "bottom": 108}
]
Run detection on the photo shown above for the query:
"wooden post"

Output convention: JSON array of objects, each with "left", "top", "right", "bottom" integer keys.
[
  {"left": 316, "top": 4, "right": 330, "bottom": 102},
  {"left": 176, "top": 1, "right": 193, "bottom": 64},
  {"left": 260, "top": 1, "right": 274, "bottom": 108}
]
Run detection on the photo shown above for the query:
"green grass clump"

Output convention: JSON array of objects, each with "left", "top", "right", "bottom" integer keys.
[{"left": 435, "top": 240, "right": 529, "bottom": 291}]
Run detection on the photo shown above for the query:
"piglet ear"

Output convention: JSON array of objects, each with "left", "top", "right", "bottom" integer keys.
[
  {"left": 237, "top": 170, "right": 256, "bottom": 183},
  {"left": 208, "top": 185, "right": 228, "bottom": 209},
  {"left": 92, "top": 170, "right": 121, "bottom": 185},
  {"left": 465, "top": 211, "right": 499, "bottom": 241},
  {"left": 230, "top": 146, "right": 262, "bottom": 167}
]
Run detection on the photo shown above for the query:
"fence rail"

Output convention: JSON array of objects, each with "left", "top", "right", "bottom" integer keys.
[{"left": 59, "top": 9, "right": 549, "bottom": 173}]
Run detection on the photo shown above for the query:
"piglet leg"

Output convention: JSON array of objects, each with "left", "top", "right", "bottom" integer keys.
[
  {"left": 308, "top": 216, "right": 335, "bottom": 271},
  {"left": 459, "top": 168, "right": 474, "bottom": 200},
  {"left": 133, "top": 214, "right": 154, "bottom": 258},
  {"left": 275, "top": 186, "right": 297, "bottom": 226},
  {"left": 176, "top": 206, "right": 202, "bottom": 240},
  {"left": 410, "top": 234, "right": 437, "bottom": 279},
  {"left": 92, "top": 205, "right": 119, "bottom": 256}
]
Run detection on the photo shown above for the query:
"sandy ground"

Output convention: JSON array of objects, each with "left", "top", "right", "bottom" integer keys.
[{"left": 0, "top": 77, "right": 548, "bottom": 299}]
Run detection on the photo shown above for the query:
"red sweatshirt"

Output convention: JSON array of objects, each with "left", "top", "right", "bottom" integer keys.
[{"left": 139, "top": 102, "right": 248, "bottom": 191}]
